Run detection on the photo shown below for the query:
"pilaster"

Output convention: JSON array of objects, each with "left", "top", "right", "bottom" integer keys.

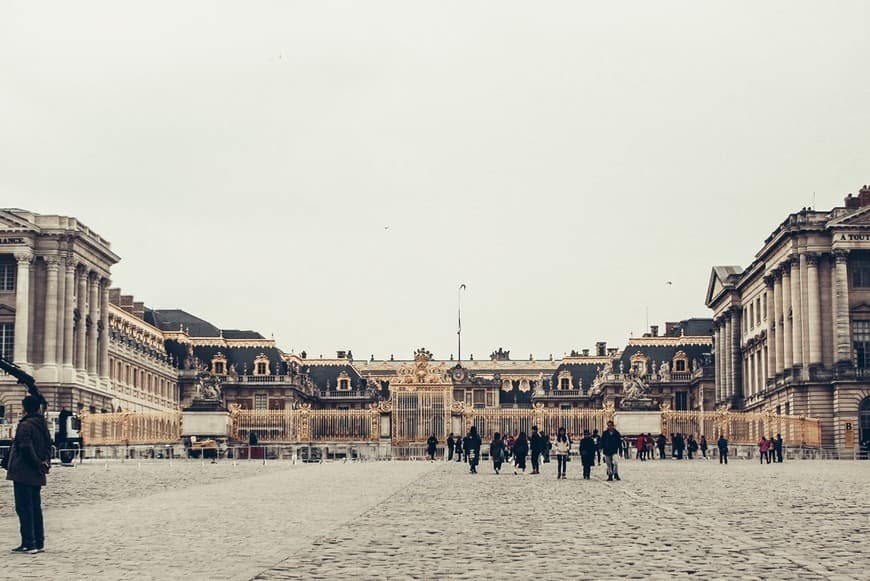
[
  {"left": 833, "top": 250, "right": 852, "bottom": 367},
  {"left": 42, "top": 256, "right": 60, "bottom": 366},
  {"left": 806, "top": 253, "right": 822, "bottom": 366},
  {"left": 12, "top": 250, "right": 33, "bottom": 368}
]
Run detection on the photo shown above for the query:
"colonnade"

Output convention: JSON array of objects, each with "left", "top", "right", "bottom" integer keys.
[
  {"left": 12, "top": 249, "right": 111, "bottom": 381},
  {"left": 714, "top": 251, "right": 853, "bottom": 405}
]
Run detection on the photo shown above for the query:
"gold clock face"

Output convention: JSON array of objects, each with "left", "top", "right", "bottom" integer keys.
[{"left": 451, "top": 368, "right": 465, "bottom": 381}]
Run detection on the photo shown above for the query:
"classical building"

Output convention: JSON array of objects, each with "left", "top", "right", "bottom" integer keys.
[
  {"left": 707, "top": 185, "right": 870, "bottom": 449},
  {"left": 0, "top": 207, "right": 715, "bottom": 433}
]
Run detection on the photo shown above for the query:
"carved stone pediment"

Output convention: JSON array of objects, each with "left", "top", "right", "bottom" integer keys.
[{"left": 391, "top": 348, "right": 450, "bottom": 389}]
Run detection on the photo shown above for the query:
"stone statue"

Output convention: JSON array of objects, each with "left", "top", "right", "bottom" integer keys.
[
  {"left": 618, "top": 361, "right": 624, "bottom": 374},
  {"left": 622, "top": 375, "right": 647, "bottom": 400},
  {"left": 197, "top": 375, "right": 222, "bottom": 400}
]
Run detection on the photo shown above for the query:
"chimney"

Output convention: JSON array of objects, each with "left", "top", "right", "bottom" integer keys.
[
  {"left": 132, "top": 301, "right": 145, "bottom": 320},
  {"left": 845, "top": 193, "right": 859, "bottom": 210},
  {"left": 596, "top": 341, "right": 606, "bottom": 356},
  {"left": 607, "top": 348, "right": 618, "bottom": 356},
  {"left": 665, "top": 322, "right": 678, "bottom": 336},
  {"left": 108, "top": 288, "right": 122, "bottom": 306},
  {"left": 581, "top": 349, "right": 590, "bottom": 357},
  {"left": 860, "top": 185, "right": 870, "bottom": 208},
  {"left": 650, "top": 325, "right": 659, "bottom": 337},
  {"left": 336, "top": 350, "right": 347, "bottom": 359}
]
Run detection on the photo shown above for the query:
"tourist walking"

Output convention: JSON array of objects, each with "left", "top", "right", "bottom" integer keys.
[
  {"left": 645, "top": 433, "right": 655, "bottom": 460},
  {"left": 542, "top": 431, "right": 552, "bottom": 464},
  {"left": 505, "top": 433, "right": 515, "bottom": 461},
  {"left": 717, "top": 434, "right": 729, "bottom": 464},
  {"left": 592, "top": 429, "right": 602, "bottom": 465},
  {"left": 490, "top": 432, "right": 506, "bottom": 474},
  {"left": 687, "top": 435, "right": 698, "bottom": 460},
  {"left": 553, "top": 427, "right": 570, "bottom": 479},
  {"left": 513, "top": 431, "right": 529, "bottom": 475},
  {"left": 773, "top": 433, "right": 784, "bottom": 463},
  {"left": 657, "top": 433, "right": 667, "bottom": 459},
  {"left": 673, "top": 433, "right": 685, "bottom": 460},
  {"left": 530, "top": 426, "right": 545, "bottom": 474},
  {"left": 758, "top": 436, "right": 770, "bottom": 464},
  {"left": 636, "top": 434, "right": 646, "bottom": 461},
  {"left": 600, "top": 420, "right": 622, "bottom": 481},
  {"left": 454, "top": 434, "right": 463, "bottom": 462},
  {"left": 3, "top": 395, "right": 52, "bottom": 554},
  {"left": 446, "top": 432, "right": 454, "bottom": 461},
  {"left": 426, "top": 434, "right": 438, "bottom": 461},
  {"left": 465, "top": 426, "right": 482, "bottom": 474},
  {"left": 699, "top": 435, "right": 708, "bottom": 459},
  {"left": 579, "top": 429, "right": 596, "bottom": 479}
]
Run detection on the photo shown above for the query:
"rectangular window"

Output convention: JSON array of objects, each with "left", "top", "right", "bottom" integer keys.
[
  {"left": 0, "top": 263, "right": 14, "bottom": 291},
  {"left": 254, "top": 394, "right": 267, "bottom": 410},
  {"left": 675, "top": 391, "right": 689, "bottom": 411},
  {"left": 853, "top": 321, "right": 870, "bottom": 368},
  {"left": 852, "top": 265, "right": 870, "bottom": 287},
  {"left": 473, "top": 389, "right": 485, "bottom": 409},
  {"left": 0, "top": 323, "right": 13, "bottom": 359}
]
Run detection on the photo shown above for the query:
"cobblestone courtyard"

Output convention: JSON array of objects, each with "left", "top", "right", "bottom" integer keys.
[{"left": 0, "top": 457, "right": 867, "bottom": 580}]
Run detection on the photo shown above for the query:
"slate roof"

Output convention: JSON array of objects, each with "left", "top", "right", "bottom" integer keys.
[
  {"left": 550, "top": 362, "right": 604, "bottom": 391},
  {"left": 163, "top": 340, "right": 285, "bottom": 374},
  {"left": 145, "top": 309, "right": 221, "bottom": 337},
  {"left": 615, "top": 342, "right": 711, "bottom": 373},
  {"left": 301, "top": 364, "right": 367, "bottom": 391},
  {"left": 667, "top": 318, "right": 714, "bottom": 337}
]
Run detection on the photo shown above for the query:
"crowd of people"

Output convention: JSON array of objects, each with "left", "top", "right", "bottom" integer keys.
[{"left": 428, "top": 423, "right": 787, "bottom": 478}]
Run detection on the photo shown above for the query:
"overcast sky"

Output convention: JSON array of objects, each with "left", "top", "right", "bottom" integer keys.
[{"left": 2, "top": 1, "right": 869, "bottom": 361}]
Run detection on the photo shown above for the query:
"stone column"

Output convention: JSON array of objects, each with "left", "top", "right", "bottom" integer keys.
[
  {"left": 723, "top": 314, "right": 732, "bottom": 400},
  {"left": 833, "top": 250, "right": 852, "bottom": 366},
  {"left": 42, "top": 257, "right": 60, "bottom": 365},
  {"left": 714, "top": 322, "right": 722, "bottom": 402},
  {"left": 12, "top": 251, "right": 33, "bottom": 367},
  {"left": 799, "top": 253, "right": 810, "bottom": 372},
  {"left": 764, "top": 274, "right": 776, "bottom": 380},
  {"left": 87, "top": 272, "right": 99, "bottom": 374},
  {"left": 782, "top": 264, "right": 793, "bottom": 371},
  {"left": 730, "top": 307, "right": 742, "bottom": 400},
  {"left": 772, "top": 270, "right": 784, "bottom": 375},
  {"left": 75, "top": 266, "right": 88, "bottom": 370},
  {"left": 806, "top": 253, "right": 822, "bottom": 366},
  {"left": 99, "top": 278, "right": 110, "bottom": 380},
  {"left": 55, "top": 257, "right": 66, "bottom": 364},
  {"left": 790, "top": 255, "right": 804, "bottom": 371},
  {"left": 63, "top": 262, "right": 75, "bottom": 367}
]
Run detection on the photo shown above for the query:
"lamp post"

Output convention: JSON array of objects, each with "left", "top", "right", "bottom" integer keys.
[{"left": 458, "top": 284, "right": 466, "bottom": 362}]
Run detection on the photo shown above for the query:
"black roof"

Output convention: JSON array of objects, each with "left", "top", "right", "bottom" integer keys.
[
  {"left": 164, "top": 340, "right": 285, "bottom": 375},
  {"left": 666, "top": 318, "right": 714, "bottom": 338},
  {"left": 146, "top": 309, "right": 221, "bottom": 337},
  {"left": 302, "top": 364, "right": 366, "bottom": 390},
  {"left": 551, "top": 362, "right": 603, "bottom": 391},
  {"left": 616, "top": 342, "right": 711, "bottom": 372}
]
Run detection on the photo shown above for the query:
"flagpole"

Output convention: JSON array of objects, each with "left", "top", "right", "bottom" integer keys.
[{"left": 458, "top": 283, "right": 466, "bottom": 362}]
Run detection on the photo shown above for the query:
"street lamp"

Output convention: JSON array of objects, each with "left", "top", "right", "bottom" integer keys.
[{"left": 458, "top": 283, "right": 466, "bottom": 362}]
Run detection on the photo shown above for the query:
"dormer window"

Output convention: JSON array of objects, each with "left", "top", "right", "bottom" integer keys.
[
  {"left": 337, "top": 371, "right": 351, "bottom": 390},
  {"left": 253, "top": 353, "right": 270, "bottom": 376},
  {"left": 672, "top": 350, "right": 689, "bottom": 373},
  {"left": 630, "top": 352, "right": 649, "bottom": 377},
  {"left": 557, "top": 370, "right": 573, "bottom": 390},
  {"left": 211, "top": 352, "right": 228, "bottom": 375}
]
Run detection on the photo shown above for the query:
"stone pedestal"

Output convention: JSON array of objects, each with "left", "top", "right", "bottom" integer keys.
[
  {"left": 613, "top": 411, "right": 661, "bottom": 435},
  {"left": 182, "top": 399, "right": 230, "bottom": 438}
]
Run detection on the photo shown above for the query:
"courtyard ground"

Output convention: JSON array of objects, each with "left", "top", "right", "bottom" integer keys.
[{"left": 0, "top": 456, "right": 867, "bottom": 580}]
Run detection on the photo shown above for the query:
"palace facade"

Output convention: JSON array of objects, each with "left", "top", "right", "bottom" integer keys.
[
  {"left": 707, "top": 185, "right": 870, "bottom": 449},
  {"left": 0, "top": 208, "right": 714, "bottom": 424}
]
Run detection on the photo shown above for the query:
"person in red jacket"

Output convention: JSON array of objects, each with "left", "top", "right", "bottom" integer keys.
[{"left": 4, "top": 395, "right": 52, "bottom": 554}]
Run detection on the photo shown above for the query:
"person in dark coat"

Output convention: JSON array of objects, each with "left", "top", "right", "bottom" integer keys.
[
  {"left": 490, "top": 432, "right": 506, "bottom": 474},
  {"left": 426, "top": 434, "right": 438, "bottom": 461},
  {"left": 656, "top": 434, "right": 667, "bottom": 459},
  {"left": 529, "top": 426, "right": 545, "bottom": 474},
  {"left": 717, "top": 434, "right": 729, "bottom": 464},
  {"left": 513, "top": 431, "right": 529, "bottom": 475},
  {"left": 673, "top": 433, "right": 685, "bottom": 460},
  {"left": 4, "top": 395, "right": 52, "bottom": 554},
  {"left": 542, "top": 431, "right": 552, "bottom": 464},
  {"left": 687, "top": 435, "right": 698, "bottom": 460},
  {"left": 579, "top": 429, "right": 596, "bottom": 479},
  {"left": 699, "top": 435, "right": 709, "bottom": 459},
  {"left": 465, "top": 426, "right": 482, "bottom": 474},
  {"left": 773, "top": 433, "right": 784, "bottom": 463},
  {"left": 454, "top": 434, "right": 463, "bottom": 462},
  {"left": 592, "top": 429, "right": 602, "bottom": 465},
  {"left": 600, "top": 420, "right": 622, "bottom": 481},
  {"left": 446, "top": 432, "right": 454, "bottom": 461}
]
